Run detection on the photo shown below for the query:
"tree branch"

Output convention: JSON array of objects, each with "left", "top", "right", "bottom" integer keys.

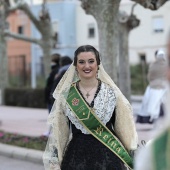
[
  {"left": 7, "top": 1, "right": 41, "bottom": 31},
  {"left": 131, "top": 0, "right": 168, "bottom": 10},
  {"left": 4, "top": 30, "right": 42, "bottom": 45},
  {"left": 130, "top": 3, "right": 137, "bottom": 15}
]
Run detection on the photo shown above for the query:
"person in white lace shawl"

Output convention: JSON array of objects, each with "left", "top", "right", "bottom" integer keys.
[
  {"left": 43, "top": 45, "right": 138, "bottom": 170},
  {"left": 135, "top": 34, "right": 170, "bottom": 170}
]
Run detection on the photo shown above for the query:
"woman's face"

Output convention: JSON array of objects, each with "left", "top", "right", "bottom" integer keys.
[{"left": 76, "top": 52, "right": 98, "bottom": 80}]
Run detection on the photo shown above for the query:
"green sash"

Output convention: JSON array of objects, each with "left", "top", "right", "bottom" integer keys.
[
  {"left": 153, "top": 128, "right": 170, "bottom": 170},
  {"left": 66, "top": 84, "right": 133, "bottom": 169}
]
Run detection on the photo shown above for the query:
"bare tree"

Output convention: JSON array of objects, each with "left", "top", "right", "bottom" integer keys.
[
  {"left": 0, "top": 0, "right": 55, "bottom": 104},
  {"left": 81, "top": 0, "right": 121, "bottom": 83},
  {"left": 131, "top": 0, "right": 168, "bottom": 10},
  {"left": 4, "top": 0, "right": 56, "bottom": 79},
  {"left": 118, "top": 4, "right": 140, "bottom": 102},
  {"left": 80, "top": 0, "right": 169, "bottom": 84}
]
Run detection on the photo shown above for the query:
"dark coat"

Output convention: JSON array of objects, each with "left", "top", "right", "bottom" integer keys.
[
  {"left": 50, "top": 64, "right": 71, "bottom": 105},
  {"left": 44, "top": 64, "right": 60, "bottom": 104}
]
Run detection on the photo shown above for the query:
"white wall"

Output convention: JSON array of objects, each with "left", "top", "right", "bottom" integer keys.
[
  {"left": 75, "top": 1, "right": 99, "bottom": 49},
  {"left": 120, "top": 1, "right": 170, "bottom": 64}
]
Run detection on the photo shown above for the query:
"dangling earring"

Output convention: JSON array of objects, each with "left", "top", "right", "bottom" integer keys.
[
  {"left": 96, "top": 70, "right": 98, "bottom": 79},
  {"left": 96, "top": 67, "right": 99, "bottom": 79}
]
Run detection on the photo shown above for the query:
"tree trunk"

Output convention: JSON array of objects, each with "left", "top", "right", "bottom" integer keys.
[
  {"left": 40, "top": 19, "right": 54, "bottom": 79},
  {"left": 118, "top": 23, "right": 131, "bottom": 102},
  {"left": 41, "top": 43, "right": 52, "bottom": 79},
  {"left": 81, "top": 0, "right": 121, "bottom": 83},
  {"left": 0, "top": 13, "right": 8, "bottom": 104},
  {"left": 96, "top": 14, "right": 119, "bottom": 83}
]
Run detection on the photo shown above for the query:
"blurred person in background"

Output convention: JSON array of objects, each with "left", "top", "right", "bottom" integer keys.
[
  {"left": 44, "top": 56, "right": 72, "bottom": 136},
  {"left": 136, "top": 49, "right": 167, "bottom": 124},
  {"left": 44, "top": 53, "right": 60, "bottom": 113},
  {"left": 135, "top": 33, "right": 170, "bottom": 170},
  {"left": 49, "top": 56, "right": 73, "bottom": 105},
  {"left": 43, "top": 53, "right": 60, "bottom": 136}
]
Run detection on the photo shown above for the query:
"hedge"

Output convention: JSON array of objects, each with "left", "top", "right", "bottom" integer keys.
[{"left": 4, "top": 88, "right": 46, "bottom": 108}]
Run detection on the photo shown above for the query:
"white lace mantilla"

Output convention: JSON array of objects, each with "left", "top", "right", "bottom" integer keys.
[{"left": 64, "top": 82, "right": 116, "bottom": 134}]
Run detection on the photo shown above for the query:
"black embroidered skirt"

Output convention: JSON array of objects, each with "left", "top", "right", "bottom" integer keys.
[{"left": 61, "top": 134, "right": 127, "bottom": 170}]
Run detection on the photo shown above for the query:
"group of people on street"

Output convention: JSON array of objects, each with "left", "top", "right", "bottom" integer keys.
[
  {"left": 44, "top": 53, "right": 72, "bottom": 136},
  {"left": 42, "top": 32, "right": 170, "bottom": 169}
]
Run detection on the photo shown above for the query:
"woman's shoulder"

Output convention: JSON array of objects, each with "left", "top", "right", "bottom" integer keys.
[
  {"left": 100, "top": 80, "right": 116, "bottom": 96},
  {"left": 100, "top": 80, "right": 114, "bottom": 90}
]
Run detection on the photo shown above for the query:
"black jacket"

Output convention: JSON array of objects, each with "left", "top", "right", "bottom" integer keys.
[
  {"left": 44, "top": 64, "right": 59, "bottom": 104},
  {"left": 49, "top": 64, "right": 71, "bottom": 105}
]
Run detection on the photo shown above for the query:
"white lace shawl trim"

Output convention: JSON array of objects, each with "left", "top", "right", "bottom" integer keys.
[{"left": 64, "top": 82, "right": 116, "bottom": 134}]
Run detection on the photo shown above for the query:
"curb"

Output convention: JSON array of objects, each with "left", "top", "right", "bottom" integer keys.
[{"left": 0, "top": 143, "right": 43, "bottom": 164}]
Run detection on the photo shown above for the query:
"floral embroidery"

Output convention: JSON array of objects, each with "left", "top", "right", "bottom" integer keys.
[{"left": 72, "top": 98, "right": 79, "bottom": 106}]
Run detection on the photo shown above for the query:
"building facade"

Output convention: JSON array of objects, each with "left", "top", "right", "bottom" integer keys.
[
  {"left": 7, "top": 10, "right": 31, "bottom": 85},
  {"left": 31, "top": 0, "right": 170, "bottom": 65},
  {"left": 6, "top": 0, "right": 170, "bottom": 87},
  {"left": 120, "top": 0, "right": 170, "bottom": 64}
]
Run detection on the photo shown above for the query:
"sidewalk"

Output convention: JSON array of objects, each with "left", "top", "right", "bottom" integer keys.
[
  {"left": 0, "top": 106, "right": 48, "bottom": 136},
  {"left": 0, "top": 106, "right": 48, "bottom": 164},
  {"left": 0, "top": 96, "right": 160, "bottom": 164}
]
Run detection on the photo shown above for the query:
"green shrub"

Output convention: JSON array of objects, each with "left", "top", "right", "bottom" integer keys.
[
  {"left": 130, "top": 64, "right": 149, "bottom": 94},
  {"left": 4, "top": 88, "right": 46, "bottom": 108}
]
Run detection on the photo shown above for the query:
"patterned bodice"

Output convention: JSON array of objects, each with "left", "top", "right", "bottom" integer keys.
[{"left": 64, "top": 82, "right": 117, "bottom": 134}]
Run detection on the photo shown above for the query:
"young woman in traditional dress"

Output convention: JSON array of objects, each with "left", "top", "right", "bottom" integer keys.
[{"left": 43, "top": 45, "right": 138, "bottom": 170}]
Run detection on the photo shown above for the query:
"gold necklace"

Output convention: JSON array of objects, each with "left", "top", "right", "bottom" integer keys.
[{"left": 80, "top": 81, "right": 98, "bottom": 98}]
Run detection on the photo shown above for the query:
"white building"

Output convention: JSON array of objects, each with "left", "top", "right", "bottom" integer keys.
[
  {"left": 32, "top": 0, "right": 170, "bottom": 65},
  {"left": 75, "top": 2, "right": 99, "bottom": 50},
  {"left": 120, "top": 0, "right": 170, "bottom": 64},
  {"left": 75, "top": 0, "right": 170, "bottom": 64}
]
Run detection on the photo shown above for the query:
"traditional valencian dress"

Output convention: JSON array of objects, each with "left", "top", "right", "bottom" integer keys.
[{"left": 43, "top": 64, "right": 138, "bottom": 170}]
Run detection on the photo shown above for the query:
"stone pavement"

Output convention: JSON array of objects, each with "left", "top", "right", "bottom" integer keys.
[{"left": 0, "top": 96, "right": 162, "bottom": 165}]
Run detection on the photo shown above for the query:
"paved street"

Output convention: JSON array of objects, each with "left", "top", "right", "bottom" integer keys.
[{"left": 0, "top": 155, "right": 44, "bottom": 170}]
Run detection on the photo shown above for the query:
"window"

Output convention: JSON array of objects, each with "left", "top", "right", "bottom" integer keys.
[
  {"left": 18, "top": 26, "right": 24, "bottom": 34},
  {"left": 140, "top": 54, "right": 146, "bottom": 62},
  {"left": 152, "top": 16, "right": 164, "bottom": 33},
  {"left": 88, "top": 24, "right": 95, "bottom": 38}
]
